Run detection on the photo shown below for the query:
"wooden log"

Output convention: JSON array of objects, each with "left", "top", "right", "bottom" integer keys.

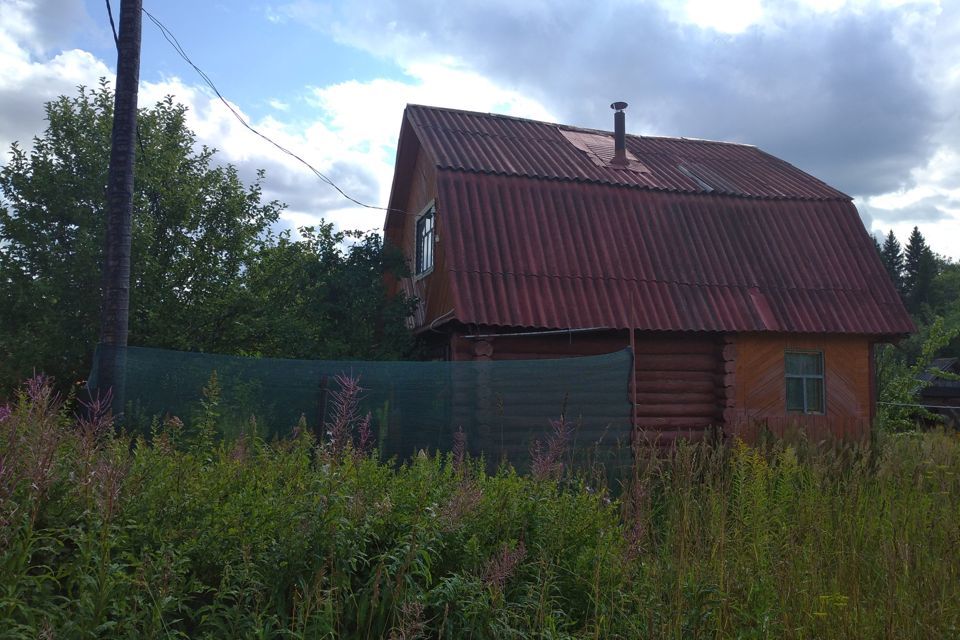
[
  {"left": 633, "top": 379, "right": 716, "bottom": 394},
  {"left": 635, "top": 414, "right": 717, "bottom": 426},
  {"left": 634, "top": 371, "right": 722, "bottom": 384},
  {"left": 634, "top": 429, "right": 710, "bottom": 445},
  {"left": 634, "top": 353, "right": 720, "bottom": 371},
  {"left": 721, "top": 342, "right": 737, "bottom": 361},
  {"left": 634, "top": 403, "right": 721, "bottom": 418},
  {"left": 634, "top": 391, "right": 718, "bottom": 405},
  {"left": 633, "top": 339, "right": 720, "bottom": 355}
]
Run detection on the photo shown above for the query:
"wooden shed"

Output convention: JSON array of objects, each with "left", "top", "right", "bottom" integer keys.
[{"left": 383, "top": 104, "right": 915, "bottom": 443}]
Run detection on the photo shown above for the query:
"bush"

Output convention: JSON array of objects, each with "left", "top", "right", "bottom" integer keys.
[{"left": 2, "top": 376, "right": 959, "bottom": 638}]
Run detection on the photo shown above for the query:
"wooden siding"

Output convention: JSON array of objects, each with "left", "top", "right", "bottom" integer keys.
[
  {"left": 394, "top": 148, "right": 456, "bottom": 329},
  {"left": 727, "top": 333, "right": 872, "bottom": 441}
]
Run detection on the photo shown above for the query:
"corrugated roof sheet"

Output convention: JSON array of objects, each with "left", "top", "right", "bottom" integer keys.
[
  {"left": 407, "top": 104, "right": 850, "bottom": 200},
  {"left": 399, "top": 105, "right": 914, "bottom": 336}
]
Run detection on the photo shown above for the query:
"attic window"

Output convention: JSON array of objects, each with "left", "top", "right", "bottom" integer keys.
[
  {"left": 415, "top": 204, "right": 435, "bottom": 275},
  {"left": 559, "top": 128, "right": 650, "bottom": 173}
]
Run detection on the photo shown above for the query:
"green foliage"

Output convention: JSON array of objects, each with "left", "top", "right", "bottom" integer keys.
[
  {"left": 876, "top": 317, "right": 960, "bottom": 430},
  {"left": 880, "top": 229, "right": 904, "bottom": 293},
  {"left": 230, "top": 224, "right": 415, "bottom": 360},
  {"left": 0, "top": 82, "right": 281, "bottom": 389},
  {"left": 3, "top": 378, "right": 960, "bottom": 638},
  {"left": 902, "top": 226, "right": 939, "bottom": 315},
  {"left": 874, "top": 228, "right": 959, "bottom": 412},
  {"left": 0, "top": 83, "right": 414, "bottom": 394}
]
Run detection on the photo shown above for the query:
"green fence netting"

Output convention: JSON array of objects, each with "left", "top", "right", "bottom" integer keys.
[{"left": 88, "top": 345, "right": 634, "bottom": 472}]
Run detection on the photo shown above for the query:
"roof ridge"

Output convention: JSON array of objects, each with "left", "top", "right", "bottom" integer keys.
[{"left": 406, "top": 103, "right": 758, "bottom": 148}]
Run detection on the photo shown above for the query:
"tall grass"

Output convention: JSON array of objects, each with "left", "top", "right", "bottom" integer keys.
[{"left": 1, "top": 375, "right": 959, "bottom": 638}]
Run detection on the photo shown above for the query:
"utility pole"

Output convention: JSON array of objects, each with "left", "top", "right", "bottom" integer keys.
[{"left": 97, "top": 0, "right": 142, "bottom": 415}]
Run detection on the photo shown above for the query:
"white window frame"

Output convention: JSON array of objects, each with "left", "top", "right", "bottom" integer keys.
[
  {"left": 414, "top": 202, "right": 436, "bottom": 278},
  {"left": 785, "top": 350, "right": 826, "bottom": 415}
]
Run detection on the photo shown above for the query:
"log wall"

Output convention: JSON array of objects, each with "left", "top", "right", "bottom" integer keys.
[
  {"left": 449, "top": 330, "right": 726, "bottom": 445},
  {"left": 632, "top": 333, "right": 725, "bottom": 445}
]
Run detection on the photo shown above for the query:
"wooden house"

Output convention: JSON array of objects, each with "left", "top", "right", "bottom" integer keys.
[{"left": 383, "top": 104, "right": 914, "bottom": 443}]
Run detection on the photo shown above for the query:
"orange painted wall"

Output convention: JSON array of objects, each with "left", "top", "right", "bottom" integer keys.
[{"left": 728, "top": 333, "right": 873, "bottom": 440}]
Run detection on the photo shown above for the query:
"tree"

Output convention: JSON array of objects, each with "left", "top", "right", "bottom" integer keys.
[
  {"left": 876, "top": 316, "right": 960, "bottom": 431},
  {"left": 0, "top": 85, "right": 274, "bottom": 389},
  {"left": 233, "top": 225, "right": 415, "bottom": 360},
  {"left": 0, "top": 84, "right": 415, "bottom": 394},
  {"left": 880, "top": 229, "right": 904, "bottom": 294},
  {"left": 902, "top": 226, "right": 937, "bottom": 314}
]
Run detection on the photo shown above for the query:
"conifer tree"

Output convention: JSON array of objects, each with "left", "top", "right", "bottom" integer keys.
[
  {"left": 880, "top": 229, "right": 904, "bottom": 293},
  {"left": 903, "top": 226, "right": 937, "bottom": 314}
]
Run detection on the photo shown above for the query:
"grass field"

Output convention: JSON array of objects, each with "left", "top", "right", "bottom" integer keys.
[{"left": 2, "top": 375, "right": 959, "bottom": 638}]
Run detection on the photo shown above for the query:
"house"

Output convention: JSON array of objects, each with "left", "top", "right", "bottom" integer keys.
[
  {"left": 919, "top": 357, "right": 960, "bottom": 429},
  {"left": 383, "top": 103, "right": 915, "bottom": 444}
]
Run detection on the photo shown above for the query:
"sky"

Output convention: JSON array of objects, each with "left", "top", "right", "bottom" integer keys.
[{"left": 1, "top": 0, "right": 959, "bottom": 259}]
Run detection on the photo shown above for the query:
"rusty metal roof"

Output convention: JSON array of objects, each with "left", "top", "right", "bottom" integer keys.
[{"left": 400, "top": 105, "right": 914, "bottom": 336}]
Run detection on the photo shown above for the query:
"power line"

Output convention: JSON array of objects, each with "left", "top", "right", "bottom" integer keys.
[
  {"left": 140, "top": 7, "right": 397, "bottom": 215},
  {"left": 878, "top": 401, "right": 960, "bottom": 411},
  {"left": 104, "top": 0, "right": 119, "bottom": 48}
]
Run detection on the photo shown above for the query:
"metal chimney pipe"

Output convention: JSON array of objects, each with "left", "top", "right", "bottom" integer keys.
[{"left": 610, "top": 101, "right": 628, "bottom": 165}]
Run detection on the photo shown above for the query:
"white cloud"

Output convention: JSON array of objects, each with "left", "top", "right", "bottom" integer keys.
[
  {"left": 2, "top": 0, "right": 958, "bottom": 261},
  {"left": 307, "top": 61, "right": 556, "bottom": 206},
  {"left": 131, "top": 59, "right": 555, "bottom": 238},
  {"left": 275, "top": 0, "right": 959, "bottom": 260},
  {"left": 0, "top": 0, "right": 111, "bottom": 157},
  {"left": 682, "top": 0, "right": 764, "bottom": 33},
  {"left": 0, "top": 1, "right": 556, "bottom": 239},
  {"left": 861, "top": 146, "right": 960, "bottom": 258}
]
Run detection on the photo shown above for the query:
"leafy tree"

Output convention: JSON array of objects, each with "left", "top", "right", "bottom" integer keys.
[
  {"left": 876, "top": 316, "right": 959, "bottom": 431},
  {"left": 880, "top": 229, "right": 904, "bottom": 293},
  {"left": 229, "top": 224, "right": 414, "bottom": 360},
  {"left": 902, "top": 226, "right": 938, "bottom": 315},
  {"left": 0, "top": 83, "right": 413, "bottom": 392},
  {"left": 929, "top": 259, "right": 960, "bottom": 316}
]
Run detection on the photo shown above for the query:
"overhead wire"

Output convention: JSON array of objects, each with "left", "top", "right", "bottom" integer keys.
[
  {"left": 139, "top": 7, "right": 396, "bottom": 214},
  {"left": 104, "top": 0, "right": 119, "bottom": 48}
]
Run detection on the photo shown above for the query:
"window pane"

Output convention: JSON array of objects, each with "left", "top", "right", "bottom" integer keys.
[
  {"left": 415, "top": 217, "right": 424, "bottom": 273},
  {"left": 805, "top": 378, "right": 824, "bottom": 413},
  {"left": 786, "top": 352, "right": 822, "bottom": 375},
  {"left": 424, "top": 231, "right": 433, "bottom": 271},
  {"left": 786, "top": 377, "right": 804, "bottom": 412},
  {"left": 415, "top": 209, "right": 434, "bottom": 274}
]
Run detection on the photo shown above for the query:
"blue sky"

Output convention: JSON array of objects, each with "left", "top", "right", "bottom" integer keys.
[
  {"left": 2, "top": 0, "right": 959, "bottom": 258},
  {"left": 76, "top": 0, "right": 405, "bottom": 123}
]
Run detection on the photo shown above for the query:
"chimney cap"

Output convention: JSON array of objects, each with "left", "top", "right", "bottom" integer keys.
[{"left": 610, "top": 101, "right": 628, "bottom": 111}]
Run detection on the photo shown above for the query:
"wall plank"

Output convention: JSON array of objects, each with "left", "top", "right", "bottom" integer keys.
[{"left": 729, "top": 333, "right": 872, "bottom": 440}]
